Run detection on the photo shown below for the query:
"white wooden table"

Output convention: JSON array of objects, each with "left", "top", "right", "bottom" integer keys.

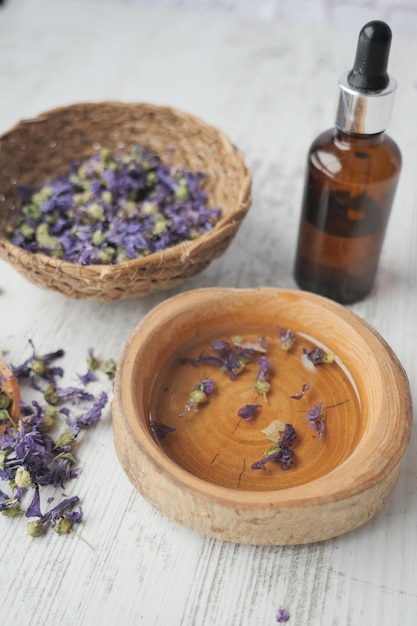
[{"left": 1, "top": 1, "right": 416, "bottom": 624}]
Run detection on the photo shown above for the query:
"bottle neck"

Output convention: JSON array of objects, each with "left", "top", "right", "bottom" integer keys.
[
  {"left": 335, "top": 71, "right": 396, "bottom": 135},
  {"left": 333, "top": 128, "right": 385, "bottom": 147}
]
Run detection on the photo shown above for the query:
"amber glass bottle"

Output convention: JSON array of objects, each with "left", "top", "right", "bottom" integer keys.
[{"left": 294, "top": 21, "right": 402, "bottom": 304}]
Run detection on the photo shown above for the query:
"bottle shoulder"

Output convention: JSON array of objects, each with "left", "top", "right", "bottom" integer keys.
[
  {"left": 306, "top": 128, "right": 401, "bottom": 178},
  {"left": 309, "top": 128, "right": 400, "bottom": 154}
]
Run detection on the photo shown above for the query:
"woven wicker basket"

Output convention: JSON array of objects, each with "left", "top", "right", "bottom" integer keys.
[{"left": 0, "top": 102, "right": 251, "bottom": 300}]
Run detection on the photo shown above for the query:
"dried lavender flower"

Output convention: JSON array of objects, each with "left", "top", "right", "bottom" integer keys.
[
  {"left": 180, "top": 378, "right": 215, "bottom": 415},
  {"left": 303, "top": 347, "right": 335, "bottom": 366},
  {"left": 252, "top": 424, "right": 297, "bottom": 471},
  {"left": 253, "top": 356, "right": 271, "bottom": 400},
  {"left": 276, "top": 607, "right": 290, "bottom": 622},
  {"left": 278, "top": 327, "right": 295, "bottom": 352},
  {"left": 12, "top": 145, "right": 221, "bottom": 265},
  {"left": 183, "top": 336, "right": 265, "bottom": 380},
  {"left": 306, "top": 402, "right": 326, "bottom": 439},
  {"left": 237, "top": 404, "right": 261, "bottom": 420},
  {"left": 150, "top": 421, "right": 176, "bottom": 440},
  {"left": 0, "top": 343, "right": 110, "bottom": 537},
  {"left": 290, "top": 382, "right": 310, "bottom": 400}
]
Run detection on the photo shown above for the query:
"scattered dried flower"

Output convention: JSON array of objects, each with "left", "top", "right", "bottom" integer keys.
[
  {"left": 276, "top": 607, "right": 290, "bottom": 622},
  {"left": 0, "top": 341, "right": 110, "bottom": 538}
]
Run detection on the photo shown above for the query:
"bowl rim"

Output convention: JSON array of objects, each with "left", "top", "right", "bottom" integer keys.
[{"left": 113, "top": 287, "right": 412, "bottom": 511}]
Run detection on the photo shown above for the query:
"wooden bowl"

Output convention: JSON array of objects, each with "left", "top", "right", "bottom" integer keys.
[
  {"left": 112, "top": 288, "right": 412, "bottom": 545},
  {"left": 0, "top": 102, "right": 251, "bottom": 300}
]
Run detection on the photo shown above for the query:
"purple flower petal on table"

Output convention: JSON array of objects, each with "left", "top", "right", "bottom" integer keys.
[
  {"left": 68, "top": 391, "right": 108, "bottom": 433},
  {"left": 77, "top": 369, "right": 98, "bottom": 386},
  {"left": 276, "top": 607, "right": 290, "bottom": 622}
]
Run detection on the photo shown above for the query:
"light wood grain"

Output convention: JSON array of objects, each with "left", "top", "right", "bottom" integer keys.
[{"left": 0, "top": 1, "right": 416, "bottom": 624}]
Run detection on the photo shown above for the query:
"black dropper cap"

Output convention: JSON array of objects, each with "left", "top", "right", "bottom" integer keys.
[
  {"left": 335, "top": 20, "right": 397, "bottom": 134},
  {"left": 348, "top": 21, "right": 392, "bottom": 92}
]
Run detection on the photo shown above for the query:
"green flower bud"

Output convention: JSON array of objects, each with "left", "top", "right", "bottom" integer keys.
[
  {"left": 26, "top": 519, "right": 44, "bottom": 537},
  {"left": 92, "top": 230, "right": 106, "bottom": 246},
  {"left": 55, "top": 430, "right": 75, "bottom": 448},
  {"left": 87, "top": 203, "right": 105, "bottom": 221},
  {"left": 188, "top": 389, "right": 207, "bottom": 406},
  {"left": 101, "top": 190, "right": 112, "bottom": 204},
  {"left": 0, "top": 392, "right": 11, "bottom": 410},
  {"left": 87, "top": 354, "right": 101, "bottom": 371},
  {"left": 22, "top": 203, "right": 42, "bottom": 219},
  {"left": 54, "top": 516, "right": 72, "bottom": 534},
  {"left": 2, "top": 502, "right": 23, "bottom": 517},
  {"left": 253, "top": 380, "right": 271, "bottom": 399},
  {"left": 42, "top": 405, "right": 58, "bottom": 431},
  {"left": 153, "top": 217, "right": 168, "bottom": 236},
  {"left": 19, "top": 222, "right": 35, "bottom": 240},
  {"left": 35, "top": 223, "right": 61, "bottom": 249},
  {"left": 142, "top": 201, "right": 158, "bottom": 216},
  {"left": 174, "top": 179, "right": 189, "bottom": 200},
  {"left": 44, "top": 383, "right": 59, "bottom": 406},
  {"left": 32, "top": 185, "right": 53, "bottom": 203},
  {"left": 0, "top": 409, "right": 12, "bottom": 425},
  {"left": 0, "top": 450, "right": 7, "bottom": 470},
  {"left": 100, "top": 358, "right": 116, "bottom": 380},
  {"left": 31, "top": 359, "right": 46, "bottom": 376},
  {"left": 15, "top": 466, "right": 33, "bottom": 489}
]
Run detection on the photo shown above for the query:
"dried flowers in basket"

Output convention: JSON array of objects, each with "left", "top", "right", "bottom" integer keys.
[{"left": 0, "top": 102, "right": 251, "bottom": 301}]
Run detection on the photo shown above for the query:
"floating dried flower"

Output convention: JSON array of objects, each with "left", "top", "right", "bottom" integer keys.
[
  {"left": 252, "top": 423, "right": 296, "bottom": 471},
  {"left": 150, "top": 421, "right": 176, "bottom": 439},
  {"left": 253, "top": 356, "right": 271, "bottom": 400},
  {"left": 237, "top": 404, "right": 261, "bottom": 420},
  {"left": 261, "top": 419, "right": 286, "bottom": 443},
  {"left": 183, "top": 337, "right": 266, "bottom": 380},
  {"left": 232, "top": 336, "right": 267, "bottom": 353},
  {"left": 278, "top": 327, "right": 295, "bottom": 352},
  {"left": 303, "top": 347, "right": 335, "bottom": 366},
  {"left": 180, "top": 378, "right": 215, "bottom": 415},
  {"left": 306, "top": 402, "right": 326, "bottom": 439},
  {"left": 290, "top": 382, "right": 310, "bottom": 400}
]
